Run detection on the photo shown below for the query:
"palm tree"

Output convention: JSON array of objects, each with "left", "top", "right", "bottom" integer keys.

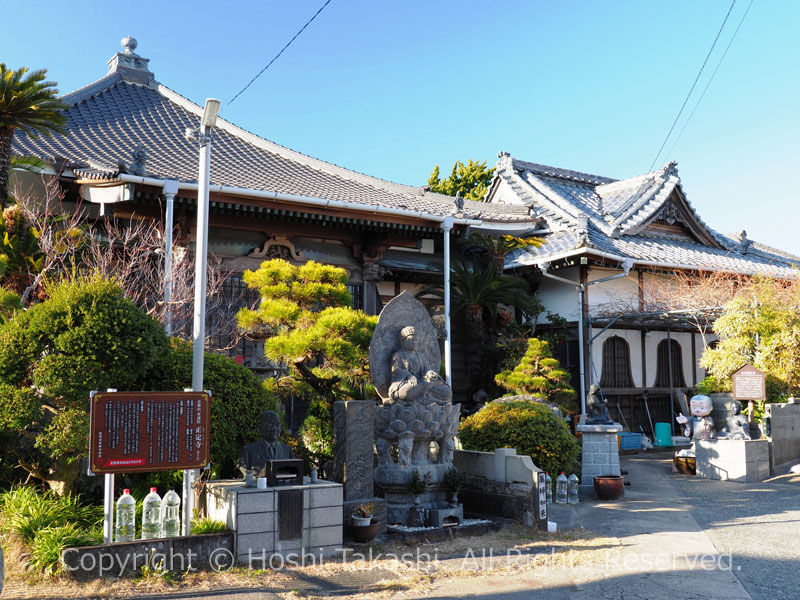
[
  {"left": 0, "top": 65, "right": 67, "bottom": 208},
  {"left": 466, "top": 231, "right": 544, "bottom": 271},
  {"left": 423, "top": 261, "right": 538, "bottom": 328}
]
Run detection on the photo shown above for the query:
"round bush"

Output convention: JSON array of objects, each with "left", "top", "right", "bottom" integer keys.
[{"left": 459, "top": 400, "right": 580, "bottom": 475}]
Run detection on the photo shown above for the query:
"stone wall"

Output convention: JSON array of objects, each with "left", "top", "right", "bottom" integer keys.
[
  {"left": 766, "top": 401, "right": 800, "bottom": 469},
  {"left": 695, "top": 439, "right": 770, "bottom": 482},
  {"left": 453, "top": 448, "right": 546, "bottom": 529}
]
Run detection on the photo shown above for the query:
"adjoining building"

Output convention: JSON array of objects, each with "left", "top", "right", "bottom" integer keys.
[{"left": 12, "top": 38, "right": 799, "bottom": 433}]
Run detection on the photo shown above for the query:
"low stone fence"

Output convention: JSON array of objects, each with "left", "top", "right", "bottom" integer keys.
[
  {"left": 452, "top": 448, "right": 546, "bottom": 529},
  {"left": 61, "top": 532, "right": 233, "bottom": 578},
  {"left": 766, "top": 401, "right": 800, "bottom": 470}
]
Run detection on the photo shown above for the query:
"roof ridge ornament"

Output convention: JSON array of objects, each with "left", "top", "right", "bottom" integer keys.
[{"left": 107, "top": 35, "right": 153, "bottom": 84}]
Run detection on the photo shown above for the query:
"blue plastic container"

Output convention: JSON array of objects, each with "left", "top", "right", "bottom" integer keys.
[
  {"left": 618, "top": 432, "right": 643, "bottom": 451},
  {"left": 654, "top": 422, "right": 673, "bottom": 447}
]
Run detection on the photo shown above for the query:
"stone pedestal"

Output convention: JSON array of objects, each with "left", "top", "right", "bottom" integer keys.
[
  {"left": 207, "top": 479, "right": 342, "bottom": 566},
  {"left": 577, "top": 422, "right": 623, "bottom": 496},
  {"left": 695, "top": 439, "right": 770, "bottom": 482}
]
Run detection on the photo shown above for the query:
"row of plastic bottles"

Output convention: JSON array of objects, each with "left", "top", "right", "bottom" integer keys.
[
  {"left": 545, "top": 472, "right": 579, "bottom": 505},
  {"left": 115, "top": 487, "right": 182, "bottom": 542}
]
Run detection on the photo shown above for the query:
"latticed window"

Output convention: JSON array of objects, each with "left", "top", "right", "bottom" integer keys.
[
  {"left": 600, "top": 336, "right": 634, "bottom": 388},
  {"left": 347, "top": 283, "right": 364, "bottom": 311},
  {"left": 654, "top": 339, "right": 686, "bottom": 387}
]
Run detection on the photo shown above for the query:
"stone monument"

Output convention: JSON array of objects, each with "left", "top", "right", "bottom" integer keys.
[{"left": 370, "top": 291, "right": 463, "bottom": 526}]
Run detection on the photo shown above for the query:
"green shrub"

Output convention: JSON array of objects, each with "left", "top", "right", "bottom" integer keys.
[
  {"left": 459, "top": 400, "right": 580, "bottom": 475},
  {"left": 190, "top": 516, "right": 227, "bottom": 534},
  {"left": 154, "top": 339, "right": 279, "bottom": 478},
  {"left": 29, "top": 523, "right": 102, "bottom": 574}
]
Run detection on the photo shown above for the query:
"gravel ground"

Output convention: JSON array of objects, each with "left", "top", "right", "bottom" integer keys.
[{"left": 665, "top": 462, "right": 800, "bottom": 600}]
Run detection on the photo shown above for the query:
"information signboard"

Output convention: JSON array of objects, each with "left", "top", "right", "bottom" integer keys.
[
  {"left": 732, "top": 364, "right": 766, "bottom": 401},
  {"left": 89, "top": 391, "right": 210, "bottom": 474}
]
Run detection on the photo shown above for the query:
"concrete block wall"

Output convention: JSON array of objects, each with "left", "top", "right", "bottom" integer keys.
[
  {"left": 695, "top": 439, "right": 770, "bottom": 482},
  {"left": 207, "top": 479, "right": 342, "bottom": 565},
  {"left": 766, "top": 401, "right": 800, "bottom": 469}
]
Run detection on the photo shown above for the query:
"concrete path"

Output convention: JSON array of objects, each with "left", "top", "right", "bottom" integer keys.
[{"left": 405, "top": 454, "right": 751, "bottom": 600}]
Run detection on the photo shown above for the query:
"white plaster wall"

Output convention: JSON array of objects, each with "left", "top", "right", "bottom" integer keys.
[
  {"left": 490, "top": 178, "right": 528, "bottom": 205},
  {"left": 536, "top": 266, "right": 581, "bottom": 321},
  {"left": 586, "top": 268, "right": 640, "bottom": 316},
  {"left": 589, "top": 328, "right": 643, "bottom": 388}
]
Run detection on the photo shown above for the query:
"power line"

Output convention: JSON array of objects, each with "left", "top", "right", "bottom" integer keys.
[
  {"left": 227, "top": 0, "right": 334, "bottom": 107},
  {"left": 648, "top": 0, "right": 736, "bottom": 171},
  {"left": 666, "top": 0, "right": 755, "bottom": 158}
]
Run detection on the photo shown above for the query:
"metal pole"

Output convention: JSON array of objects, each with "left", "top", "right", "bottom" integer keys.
[
  {"left": 103, "top": 473, "right": 114, "bottom": 544},
  {"left": 577, "top": 286, "right": 586, "bottom": 415},
  {"left": 441, "top": 217, "right": 454, "bottom": 386},
  {"left": 185, "top": 122, "right": 212, "bottom": 536},
  {"left": 163, "top": 180, "right": 178, "bottom": 337}
]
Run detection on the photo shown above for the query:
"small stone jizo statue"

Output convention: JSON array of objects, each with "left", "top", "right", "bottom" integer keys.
[
  {"left": 716, "top": 400, "right": 751, "bottom": 440},
  {"left": 585, "top": 383, "right": 612, "bottom": 424},
  {"left": 676, "top": 394, "right": 715, "bottom": 440},
  {"left": 238, "top": 410, "right": 295, "bottom": 478}
]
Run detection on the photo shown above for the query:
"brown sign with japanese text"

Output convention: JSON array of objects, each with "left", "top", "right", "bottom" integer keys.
[
  {"left": 732, "top": 364, "right": 766, "bottom": 401},
  {"left": 89, "top": 391, "right": 210, "bottom": 474}
]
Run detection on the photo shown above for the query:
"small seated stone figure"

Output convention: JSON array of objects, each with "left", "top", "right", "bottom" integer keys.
[
  {"left": 585, "top": 383, "right": 612, "bottom": 424},
  {"left": 388, "top": 325, "right": 452, "bottom": 404},
  {"left": 238, "top": 410, "right": 295, "bottom": 478},
  {"left": 716, "top": 400, "right": 751, "bottom": 440},
  {"left": 676, "top": 394, "right": 715, "bottom": 441}
]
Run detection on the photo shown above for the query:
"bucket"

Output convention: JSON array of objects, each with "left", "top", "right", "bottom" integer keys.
[{"left": 654, "top": 422, "right": 673, "bottom": 447}]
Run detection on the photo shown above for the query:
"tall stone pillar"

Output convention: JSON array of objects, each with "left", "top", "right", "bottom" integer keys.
[
  {"left": 577, "top": 422, "right": 623, "bottom": 497},
  {"left": 333, "top": 400, "right": 385, "bottom": 530}
]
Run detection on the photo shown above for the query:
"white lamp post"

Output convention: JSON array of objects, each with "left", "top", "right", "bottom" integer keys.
[{"left": 183, "top": 97, "right": 220, "bottom": 535}]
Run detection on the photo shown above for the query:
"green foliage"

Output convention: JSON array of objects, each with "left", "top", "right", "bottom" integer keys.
[
  {"left": 0, "top": 203, "right": 44, "bottom": 295},
  {"left": 0, "top": 486, "right": 102, "bottom": 542},
  {"left": 459, "top": 400, "right": 580, "bottom": 475},
  {"left": 29, "top": 523, "right": 102, "bottom": 574},
  {"left": 190, "top": 515, "right": 227, "bottom": 535},
  {"left": 443, "top": 466, "right": 464, "bottom": 493},
  {"left": 154, "top": 339, "right": 280, "bottom": 479},
  {"left": 700, "top": 277, "right": 800, "bottom": 400},
  {"left": 695, "top": 376, "right": 719, "bottom": 395},
  {"left": 427, "top": 159, "right": 495, "bottom": 201},
  {"left": 406, "top": 470, "right": 431, "bottom": 495},
  {"left": 495, "top": 338, "right": 577, "bottom": 413},
  {"left": 0, "top": 285, "right": 22, "bottom": 322},
  {"left": 238, "top": 259, "right": 377, "bottom": 465},
  {"left": 0, "top": 383, "right": 39, "bottom": 431},
  {"left": 0, "top": 65, "right": 67, "bottom": 207}
]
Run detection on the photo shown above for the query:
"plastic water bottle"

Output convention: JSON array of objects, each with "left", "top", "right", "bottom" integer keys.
[
  {"left": 115, "top": 489, "right": 136, "bottom": 542},
  {"left": 141, "top": 487, "right": 163, "bottom": 539},
  {"left": 162, "top": 489, "right": 181, "bottom": 538},
  {"left": 568, "top": 473, "right": 580, "bottom": 504},
  {"left": 555, "top": 472, "right": 568, "bottom": 504},
  {"left": 545, "top": 472, "right": 553, "bottom": 504}
]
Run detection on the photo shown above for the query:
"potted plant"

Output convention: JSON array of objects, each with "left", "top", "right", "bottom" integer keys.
[
  {"left": 444, "top": 466, "right": 464, "bottom": 507},
  {"left": 350, "top": 502, "right": 378, "bottom": 543},
  {"left": 406, "top": 470, "right": 431, "bottom": 504},
  {"left": 351, "top": 502, "right": 374, "bottom": 527}
]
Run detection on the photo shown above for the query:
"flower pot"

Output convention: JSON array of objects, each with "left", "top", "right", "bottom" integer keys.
[
  {"left": 673, "top": 455, "right": 696, "bottom": 476},
  {"left": 593, "top": 475, "right": 624, "bottom": 500},
  {"left": 350, "top": 520, "right": 378, "bottom": 543},
  {"left": 310, "top": 468, "right": 319, "bottom": 483},
  {"left": 352, "top": 515, "right": 372, "bottom": 527}
]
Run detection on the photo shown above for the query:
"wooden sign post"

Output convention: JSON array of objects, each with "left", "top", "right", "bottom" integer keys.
[{"left": 731, "top": 364, "right": 766, "bottom": 425}]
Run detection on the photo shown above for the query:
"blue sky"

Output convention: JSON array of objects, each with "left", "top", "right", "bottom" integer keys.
[{"left": 4, "top": 1, "right": 799, "bottom": 254}]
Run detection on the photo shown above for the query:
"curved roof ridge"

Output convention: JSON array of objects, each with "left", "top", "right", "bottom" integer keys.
[
  {"left": 60, "top": 72, "right": 124, "bottom": 106},
  {"left": 157, "top": 84, "right": 425, "bottom": 201},
  {"left": 511, "top": 158, "right": 616, "bottom": 185}
]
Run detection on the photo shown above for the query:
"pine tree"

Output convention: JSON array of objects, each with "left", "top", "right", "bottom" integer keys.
[
  {"left": 427, "top": 159, "right": 495, "bottom": 201},
  {"left": 237, "top": 259, "right": 377, "bottom": 464},
  {"left": 495, "top": 338, "right": 577, "bottom": 413}
]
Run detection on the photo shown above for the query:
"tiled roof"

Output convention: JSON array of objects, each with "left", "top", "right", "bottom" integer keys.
[
  {"left": 498, "top": 155, "right": 799, "bottom": 277},
  {"left": 12, "top": 53, "right": 533, "bottom": 226}
]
